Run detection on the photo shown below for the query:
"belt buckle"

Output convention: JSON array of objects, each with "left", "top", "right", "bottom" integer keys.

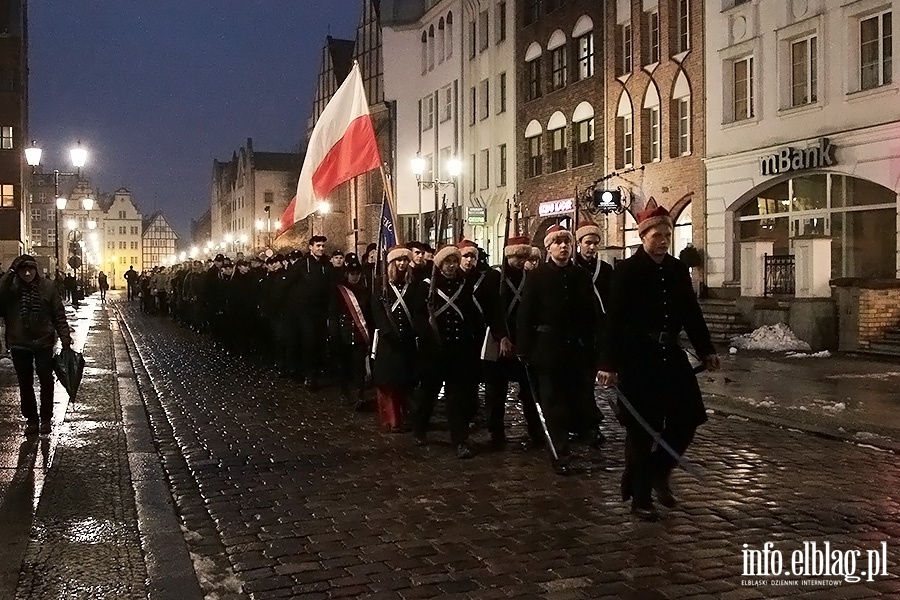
[{"left": 657, "top": 332, "right": 671, "bottom": 345}]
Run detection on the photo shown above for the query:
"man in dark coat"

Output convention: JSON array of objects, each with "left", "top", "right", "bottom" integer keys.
[
  {"left": 124, "top": 265, "right": 139, "bottom": 301},
  {"left": 484, "top": 236, "right": 543, "bottom": 447},
  {"left": 0, "top": 255, "right": 73, "bottom": 435},
  {"left": 598, "top": 206, "right": 719, "bottom": 521},
  {"left": 260, "top": 255, "right": 292, "bottom": 375},
  {"left": 458, "top": 240, "right": 507, "bottom": 440},
  {"left": 517, "top": 224, "right": 601, "bottom": 474},
  {"left": 407, "top": 241, "right": 432, "bottom": 284},
  {"left": 289, "top": 236, "right": 333, "bottom": 389},
  {"left": 573, "top": 222, "right": 614, "bottom": 447}
]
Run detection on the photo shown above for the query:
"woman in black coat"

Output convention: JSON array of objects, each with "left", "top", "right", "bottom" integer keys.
[
  {"left": 370, "top": 246, "right": 420, "bottom": 432},
  {"left": 599, "top": 207, "right": 719, "bottom": 521}
]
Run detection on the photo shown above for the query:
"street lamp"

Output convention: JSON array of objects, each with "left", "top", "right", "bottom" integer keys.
[
  {"left": 25, "top": 141, "right": 90, "bottom": 270},
  {"left": 411, "top": 154, "right": 461, "bottom": 244}
]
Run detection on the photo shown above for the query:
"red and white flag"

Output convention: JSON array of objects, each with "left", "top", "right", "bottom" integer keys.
[{"left": 280, "top": 63, "right": 382, "bottom": 231}]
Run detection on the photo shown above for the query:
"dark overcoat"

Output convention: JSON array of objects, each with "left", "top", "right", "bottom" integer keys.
[
  {"left": 599, "top": 247, "right": 714, "bottom": 429},
  {"left": 371, "top": 279, "right": 422, "bottom": 387},
  {"left": 516, "top": 259, "right": 601, "bottom": 371}
]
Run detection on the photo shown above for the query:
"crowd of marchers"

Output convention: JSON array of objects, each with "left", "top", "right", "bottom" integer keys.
[{"left": 126, "top": 205, "right": 720, "bottom": 521}]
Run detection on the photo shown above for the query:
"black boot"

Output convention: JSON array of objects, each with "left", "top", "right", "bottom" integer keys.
[
  {"left": 620, "top": 469, "right": 632, "bottom": 502},
  {"left": 653, "top": 470, "right": 677, "bottom": 508},
  {"left": 630, "top": 499, "right": 659, "bottom": 521}
]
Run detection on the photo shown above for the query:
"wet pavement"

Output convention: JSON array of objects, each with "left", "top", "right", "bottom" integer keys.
[
  {"left": 0, "top": 293, "right": 200, "bottom": 600},
  {"left": 113, "top": 298, "right": 900, "bottom": 599},
  {"left": 700, "top": 350, "right": 900, "bottom": 451}
]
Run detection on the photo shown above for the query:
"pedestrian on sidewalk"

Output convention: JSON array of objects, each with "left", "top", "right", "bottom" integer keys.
[
  {"left": 98, "top": 271, "right": 109, "bottom": 302},
  {"left": 0, "top": 255, "right": 73, "bottom": 435}
]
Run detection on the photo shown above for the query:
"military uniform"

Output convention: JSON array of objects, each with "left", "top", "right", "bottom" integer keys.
[
  {"left": 329, "top": 257, "right": 372, "bottom": 404},
  {"left": 291, "top": 250, "right": 334, "bottom": 387},
  {"left": 484, "top": 236, "right": 543, "bottom": 445},
  {"left": 412, "top": 246, "right": 480, "bottom": 458},
  {"left": 371, "top": 246, "right": 420, "bottom": 431},
  {"left": 517, "top": 226, "right": 601, "bottom": 471},
  {"left": 600, "top": 207, "right": 715, "bottom": 519}
]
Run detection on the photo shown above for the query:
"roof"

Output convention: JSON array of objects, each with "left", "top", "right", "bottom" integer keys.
[
  {"left": 327, "top": 36, "right": 356, "bottom": 84},
  {"left": 142, "top": 211, "right": 180, "bottom": 239},
  {"left": 379, "top": 0, "right": 424, "bottom": 26},
  {"left": 253, "top": 152, "right": 302, "bottom": 174}
]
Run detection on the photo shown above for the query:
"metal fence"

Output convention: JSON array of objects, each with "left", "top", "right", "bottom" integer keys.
[{"left": 764, "top": 254, "right": 795, "bottom": 296}]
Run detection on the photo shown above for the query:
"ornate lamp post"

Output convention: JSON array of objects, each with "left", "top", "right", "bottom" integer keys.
[{"left": 410, "top": 155, "right": 461, "bottom": 244}]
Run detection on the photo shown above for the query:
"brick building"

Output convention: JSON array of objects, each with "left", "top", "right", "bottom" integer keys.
[
  {"left": 515, "top": 1, "right": 605, "bottom": 245},
  {"left": 0, "top": 0, "right": 28, "bottom": 265},
  {"left": 604, "top": 0, "right": 705, "bottom": 260}
]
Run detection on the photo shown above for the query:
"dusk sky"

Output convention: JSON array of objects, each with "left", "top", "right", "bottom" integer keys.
[{"left": 29, "top": 1, "right": 361, "bottom": 238}]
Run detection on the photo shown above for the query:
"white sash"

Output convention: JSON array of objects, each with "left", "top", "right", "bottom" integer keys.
[{"left": 435, "top": 285, "right": 464, "bottom": 319}]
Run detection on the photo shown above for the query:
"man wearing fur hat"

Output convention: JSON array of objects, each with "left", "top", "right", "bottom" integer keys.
[
  {"left": 457, "top": 239, "right": 506, "bottom": 434},
  {"left": 484, "top": 235, "right": 544, "bottom": 447},
  {"left": 598, "top": 205, "right": 719, "bottom": 521},
  {"left": 0, "top": 255, "right": 73, "bottom": 435},
  {"left": 517, "top": 225, "right": 601, "bottom": 474},
  {"left": 573, "top": 221, "right": 614, "bottom": 447},
  {"left": 412, "top": 245, "right": 481, "bottom": 459}
]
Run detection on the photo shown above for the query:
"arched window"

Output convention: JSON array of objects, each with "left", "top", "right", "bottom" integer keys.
[
  {"left": 421, "top": 31, "right": 428, "bottom": 73},
  {"left": 446, "top": 12, "right": 454, "bottom": 57},
  {"left": 428, "top": 25, "right": 435, "bottom": 70},
  {"left": 438, "top": 18, "right": 446, "bottom": 63},
  {"left": 642, "top": 81, "right": 661, "bottom": 162},
  {"left": 525, "top": 42, "right": 543, "bottom": 100},
  {"left": 547, "top": 30, "right": 567, "bottom": 90},
  {"left": 547, "top": 111, "right": 567, "bottom": 172},
  {"left": 615, "top": 91, "right": 634, "bottom": 168},
  {"left": 525, "top": 120, "right": 543, "bottom": 178},
  {"left": 572, "top": 101, "right": 594, "bottom": 167},
  {"left": 671, "top": 70, "right": 692, "bottom": 156},
  {"left": 572, "top": 15, "right": 594, "bottom": 80}
]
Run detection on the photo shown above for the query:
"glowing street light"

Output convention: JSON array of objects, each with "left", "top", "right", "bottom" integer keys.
[
  {"left": 66, "top": 219, "right": 77, "bottom": 230},
  {"left": 70, "top": 141, "right": 87, "bottom": 169}
]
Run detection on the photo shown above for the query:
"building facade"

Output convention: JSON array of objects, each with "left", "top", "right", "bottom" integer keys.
[
  {"left": 289, "top": 1, "right": 390, "bottom": 257},
  {"left": 210, "top": 138, "right": 300, "bottom": 256},
  {"left": 462, "top": 0, "right": 517, "bottom": 263},
  {"left": 605, "top": 0, "right": 705, "bottom": 260},
  {"left": 705, "top": 0, "right": 899, "bottom": 289},
  {"left": 383, "top": 0, "right": 464, "bottom": 247},
  {"left": 142, "top": 212, "right": 179, "bottom": 268},
  {"left": 515, "top": 1, "right": 606, "bottom": 248},
  {"left": 0, "top": 0, "right": 28, "bottom": 265},
  {"left": 101, "top": 188, "right": 143, "bottom": 287},
  {"left": 27, "top": 171, "right": 78, "bottom": 273}
]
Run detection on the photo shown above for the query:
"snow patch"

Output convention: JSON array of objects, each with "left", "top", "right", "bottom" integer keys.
[
  {"left": 854, "top": 431, "right": 887, "bottom": 441},
  {"left": 733, "top": 396, "right": 776, "bottom": 409},
  {"left": 189, "top": 552, "right": 243, "bottom": 598},
  {"left": 730, "top": 323, "right": 811, "bottom": 352},
  {"left": 785, "top": 350, "right": 832, "bottom": 358},
  {"left": 729, "top": 347, "right": 738, "bottom": 355},
  {"left": 825, "top": 371, "right": 900, "bottom": 380},
  {"left": 856, "top": 443, "right": 890, "bottom": 453},
  {"left": 180, "top": 524, "right": 203, "bottom": 543}
]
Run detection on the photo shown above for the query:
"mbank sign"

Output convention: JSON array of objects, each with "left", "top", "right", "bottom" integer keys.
[{"left": 759, "top": 138, "right": 836, "bottom": 176}]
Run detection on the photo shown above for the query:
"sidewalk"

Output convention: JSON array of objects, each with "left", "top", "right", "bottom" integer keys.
[
  {"left": 0, "top": 292, "right": 200, "bottom": 599},
  {"left": 700, "top": 346, "right": 900, "bottom": 451}
]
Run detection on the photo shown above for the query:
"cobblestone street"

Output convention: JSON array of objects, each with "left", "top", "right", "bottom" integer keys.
[{"left": 112, "top": 298, "right": 900, "bottom": 600}]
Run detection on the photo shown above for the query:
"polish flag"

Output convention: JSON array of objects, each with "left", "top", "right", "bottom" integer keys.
[{"left": 280, "top": 63, "right": 382, "bottom": 231}]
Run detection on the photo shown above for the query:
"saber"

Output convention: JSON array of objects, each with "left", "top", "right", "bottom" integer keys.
[
  {"left": 521, "top": 361, "right": 559, "bottom": 463},
  {"left": 604, "top": 384, "right": 703, "bottom": 480}
]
